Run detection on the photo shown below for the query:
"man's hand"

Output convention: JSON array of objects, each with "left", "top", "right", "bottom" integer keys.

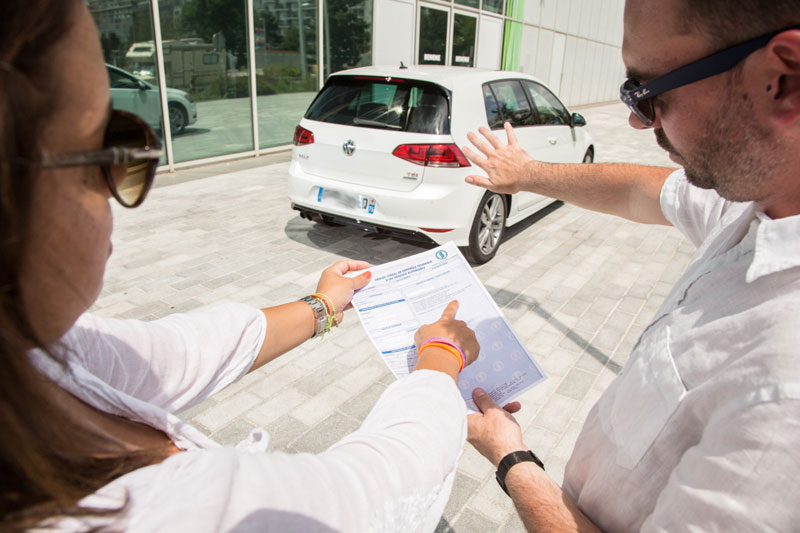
[
  {"left": 463, "top": 122, "right": 544, "bottom": 195},
  {"left": 467, "top": 387, "right": 526, "bottom": 466}
]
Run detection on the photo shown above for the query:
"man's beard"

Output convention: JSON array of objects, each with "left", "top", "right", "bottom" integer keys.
[
  {"left": 654, "top": 128, "right": 715, "bottom": 190},
  {"left": 652, "top": 91, "right": 772, "bottom": 203}
]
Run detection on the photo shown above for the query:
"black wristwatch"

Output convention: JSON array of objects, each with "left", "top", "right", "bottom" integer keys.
[{"left": 495, "top": 450, "right": 545, "bottom": 496}]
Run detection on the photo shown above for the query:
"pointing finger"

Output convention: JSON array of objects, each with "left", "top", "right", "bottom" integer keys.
[{"left": 440, "top": 300, "right": 459, "bottom": 321}]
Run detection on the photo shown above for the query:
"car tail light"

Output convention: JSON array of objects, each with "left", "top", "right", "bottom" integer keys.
[
  {"left": 293, "top": 125, "right": 314, "bottom": 146},
  {"left": 392, "top": 144, "right": 471, "bottom": 168}
]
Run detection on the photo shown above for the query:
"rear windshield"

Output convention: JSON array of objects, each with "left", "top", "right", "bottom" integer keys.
[{"left": 304, "top": 76, "right": 451, "bottom": 134}]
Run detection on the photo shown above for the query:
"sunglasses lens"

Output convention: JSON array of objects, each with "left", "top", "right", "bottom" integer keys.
[
  {"left": 621, "top": 79, "right": 655, "bottom": 125},
  {"left": 105, "top": 111, "right": 159, "bottom": 207}
]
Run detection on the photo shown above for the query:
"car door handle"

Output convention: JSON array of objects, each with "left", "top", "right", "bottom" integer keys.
[{"left": 548, "top": 137, "right": 557, "bottom": 145}]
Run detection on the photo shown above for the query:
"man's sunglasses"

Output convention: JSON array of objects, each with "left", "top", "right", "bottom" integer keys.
[
  {"left": 620, "top": 24, "right": 800, "bottom": 126},
  {"left": 34, "top": 109, "right": 162, "bottom": 208}
]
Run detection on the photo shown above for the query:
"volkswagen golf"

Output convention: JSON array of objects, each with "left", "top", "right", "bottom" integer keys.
[{"left": 288, "top": 65, "right": 594, "bottom": 263}]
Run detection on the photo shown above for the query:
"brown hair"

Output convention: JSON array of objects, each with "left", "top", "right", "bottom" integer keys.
[
  {"left": 0, "top": 1, "right": 163, "bottom": 529},
  {"left": 680, "top": 0, "right": 800, "bottom": 49}
]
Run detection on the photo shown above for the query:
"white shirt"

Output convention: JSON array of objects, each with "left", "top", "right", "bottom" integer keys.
[
  {"left": 31, "top": 304, "right": 466, "bottom": 532},
  {"left": 563, "top": 170, "right": 800, "bottom": 532}
]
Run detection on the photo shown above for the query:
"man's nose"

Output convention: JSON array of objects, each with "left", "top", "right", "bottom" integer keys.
[{"left": 628, "top": 111, "right": 653, "bottom": 130}]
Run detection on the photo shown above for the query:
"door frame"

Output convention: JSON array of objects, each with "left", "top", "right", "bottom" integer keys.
[
  {"left": 451, "top": 9, "right": 479, "bottom": 67},
  {"left": 415, "top": 2, "right": 481, "bottom": 67}
]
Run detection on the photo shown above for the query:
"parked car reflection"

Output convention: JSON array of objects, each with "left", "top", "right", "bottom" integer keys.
[{"left": 107, "top": 64, "right": 197, "bottom": 135}]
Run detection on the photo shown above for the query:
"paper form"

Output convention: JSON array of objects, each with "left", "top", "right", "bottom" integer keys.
[{"left": 351, "top": 242, "right": 546, "bottom": 410}]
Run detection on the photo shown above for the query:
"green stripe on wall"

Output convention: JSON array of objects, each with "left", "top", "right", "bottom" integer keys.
[{"left": 501, "top": 0, "right": 525, "bottom": 71}]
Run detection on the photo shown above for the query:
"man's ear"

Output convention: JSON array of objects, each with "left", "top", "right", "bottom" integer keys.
[{"left": 760, "top": 30, "right": 800, "bottom": 126}]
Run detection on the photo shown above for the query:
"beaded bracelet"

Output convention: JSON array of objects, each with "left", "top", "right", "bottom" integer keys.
[
  {"left": 311, "top": 293, "right": 339, "bottom": 327},
  {"left": 418, "top": 337, "right": 466, "bottom": 372}
]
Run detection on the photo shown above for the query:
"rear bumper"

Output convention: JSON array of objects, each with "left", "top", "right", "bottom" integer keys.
[
  {"left": 291, "top": 203, "right": 438, "bottom": 245},
  {"left": 287, "top": 160, "right": 478, "bottom": 246}
]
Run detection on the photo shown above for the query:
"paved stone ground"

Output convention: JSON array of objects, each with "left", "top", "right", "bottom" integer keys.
[{"left": 92, "top": 101, "right": 692, "bottom": 532}]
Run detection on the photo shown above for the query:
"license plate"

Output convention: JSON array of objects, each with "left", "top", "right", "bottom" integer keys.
[{"left": 357, "top": 195, "right": 376, "bottom": 214}]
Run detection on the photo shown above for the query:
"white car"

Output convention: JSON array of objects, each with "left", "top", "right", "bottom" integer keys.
[
  {"left": 288, "top": 65, "right": 594, "bottom": 263},
  {"left": 107, "top": 64, "right": 197, "bottom": 135}
]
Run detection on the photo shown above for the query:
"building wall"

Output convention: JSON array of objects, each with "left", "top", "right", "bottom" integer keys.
[{"left": 373, "top": 0, "right": 625, "bottom": 107}]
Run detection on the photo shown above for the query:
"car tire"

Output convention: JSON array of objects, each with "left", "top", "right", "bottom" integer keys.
[
  {"left": 169, "top": 103, "right": 188, "bottom": 135},
  {"left": 583, "top": 147, "right": 594, "bottom": 163},
  {"left": 461, "top": 191, "right": 506, "bottom": 265}
]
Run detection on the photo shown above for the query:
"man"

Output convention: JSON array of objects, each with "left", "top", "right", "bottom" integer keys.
[{"left": 463, "top": 0, "right": 800, "bottom": 530}]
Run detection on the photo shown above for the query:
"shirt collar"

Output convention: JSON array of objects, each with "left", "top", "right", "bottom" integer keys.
[{"left": 745, "top": 210, "right": 800, "bottom": 282}]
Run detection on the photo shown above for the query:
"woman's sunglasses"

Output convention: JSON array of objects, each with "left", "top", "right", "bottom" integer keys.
[
  {"left": 35, "top": 109, "right": 163, "bottom": 208},
  {"left": 620, "top": 24, "right": 800, "bottom": 126}
]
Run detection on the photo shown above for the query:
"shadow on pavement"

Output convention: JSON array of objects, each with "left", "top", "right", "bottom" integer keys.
[
  {"left": 502, "top": 200, "right": 563, "bottom": 242},
  {"left": 489, "top": 287, "right": 622, "bottom": 374},
  {"left": 283, "top": 200, "right": 565, "bottom": 265},
  {"left": 283, "top": 215, "right": 435, "bottom": 264}
]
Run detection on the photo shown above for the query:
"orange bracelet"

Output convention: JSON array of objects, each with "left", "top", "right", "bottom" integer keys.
[
  {"left": 310, "top": 293, "right": 338, "bottom": 327},
  {"left": 419, "top": 342, "right": 465, "bottom": 372}
]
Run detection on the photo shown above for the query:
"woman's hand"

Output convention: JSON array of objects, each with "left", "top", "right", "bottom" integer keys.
[
  {"left": 315, "top": 260, "right": 371, "bottom": 325},
  {"left": 414, "top": 301, "right": 480, "bottom": 369}
]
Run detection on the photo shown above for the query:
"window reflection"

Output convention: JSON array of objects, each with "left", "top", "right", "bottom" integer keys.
[
  {"left": 89, "top": 0, "right": 501, "bottom": 167},
  {"left": 89, "top": 0, "right": 168, "bottom": 165},
  {"left": 323, "top": 0, "right": 373, "bottom": 78},
  {"left": 255, "top": 0, "right": 320, "bottom": 149},
  {"left": 482, "top": 0, "right": 504, "bottom": 14},
  {"left": 159, "top": 0, "right": 254, "bottom": 162},
  {"left": 418, "top": 7, "right": 448, "bottom": 65},
  {"left": 452, "top": 13, "right": 476, "bottom": 67}
]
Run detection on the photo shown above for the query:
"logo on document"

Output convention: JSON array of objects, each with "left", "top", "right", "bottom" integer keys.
[{"left": 435, "top": 250, "right": 448, "bottom": 260}]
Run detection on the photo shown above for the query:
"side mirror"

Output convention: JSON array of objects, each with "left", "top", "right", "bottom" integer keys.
[
  {"left": 137, "top": 80, "right": 149, "bottom": 91},
  {"left": 571, "top": 112, "right": 586, "bottom": 127}
]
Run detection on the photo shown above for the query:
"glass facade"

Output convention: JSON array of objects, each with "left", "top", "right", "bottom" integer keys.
[
  {"left": 418, "top": 6, "right": 448, "bottom": 65},
  {"left": 161, "top": 0, "right": 254, "bottom": 162},
  {"left": 451, "top": 12, "right": 477, "bottom": 67},
  {"left": 256, "top": 0, "right": 320, "bottom": 149},
  {"left": 88, "top": 0, "right": 515, "bottom": 169},
  {"left": 322, "top": 0, "right": 373, "bottom": 78},
  {"left": 88, "top": 0, "right": 348, "bottom": 167}
]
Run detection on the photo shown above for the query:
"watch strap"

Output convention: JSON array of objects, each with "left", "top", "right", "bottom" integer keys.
[
  {"left": 300, "top": 295, "right": 327, "bottom": 338},
  {"left": 495, "top": 450, "right": 545, "bottom": 496}
]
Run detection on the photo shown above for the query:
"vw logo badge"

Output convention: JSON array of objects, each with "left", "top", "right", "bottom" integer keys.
[{"left": 342, "top": 139, "right": 356, "bottom": 156}]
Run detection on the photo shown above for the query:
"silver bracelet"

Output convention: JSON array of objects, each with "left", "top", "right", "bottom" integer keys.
[{"left": 300, "top": 295, "right": 327, "bottom": 338}]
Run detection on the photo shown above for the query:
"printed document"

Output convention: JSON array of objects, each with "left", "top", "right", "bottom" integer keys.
[{"left": 351, "top": 242, "right": 546, "bottom": 410}]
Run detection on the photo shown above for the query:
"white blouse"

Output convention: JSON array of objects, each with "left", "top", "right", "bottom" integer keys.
[{"left": 31, "top": 304, "right": 467, "bottom": 532}]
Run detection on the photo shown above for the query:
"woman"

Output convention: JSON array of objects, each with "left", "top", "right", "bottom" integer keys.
[{"left": 0, "top": 1, "right": 480, "bottom": 530}]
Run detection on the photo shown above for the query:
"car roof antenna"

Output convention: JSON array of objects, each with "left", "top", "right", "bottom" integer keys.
[{"left": 399, "top": 61, "right": 408, "bottom": 69}]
